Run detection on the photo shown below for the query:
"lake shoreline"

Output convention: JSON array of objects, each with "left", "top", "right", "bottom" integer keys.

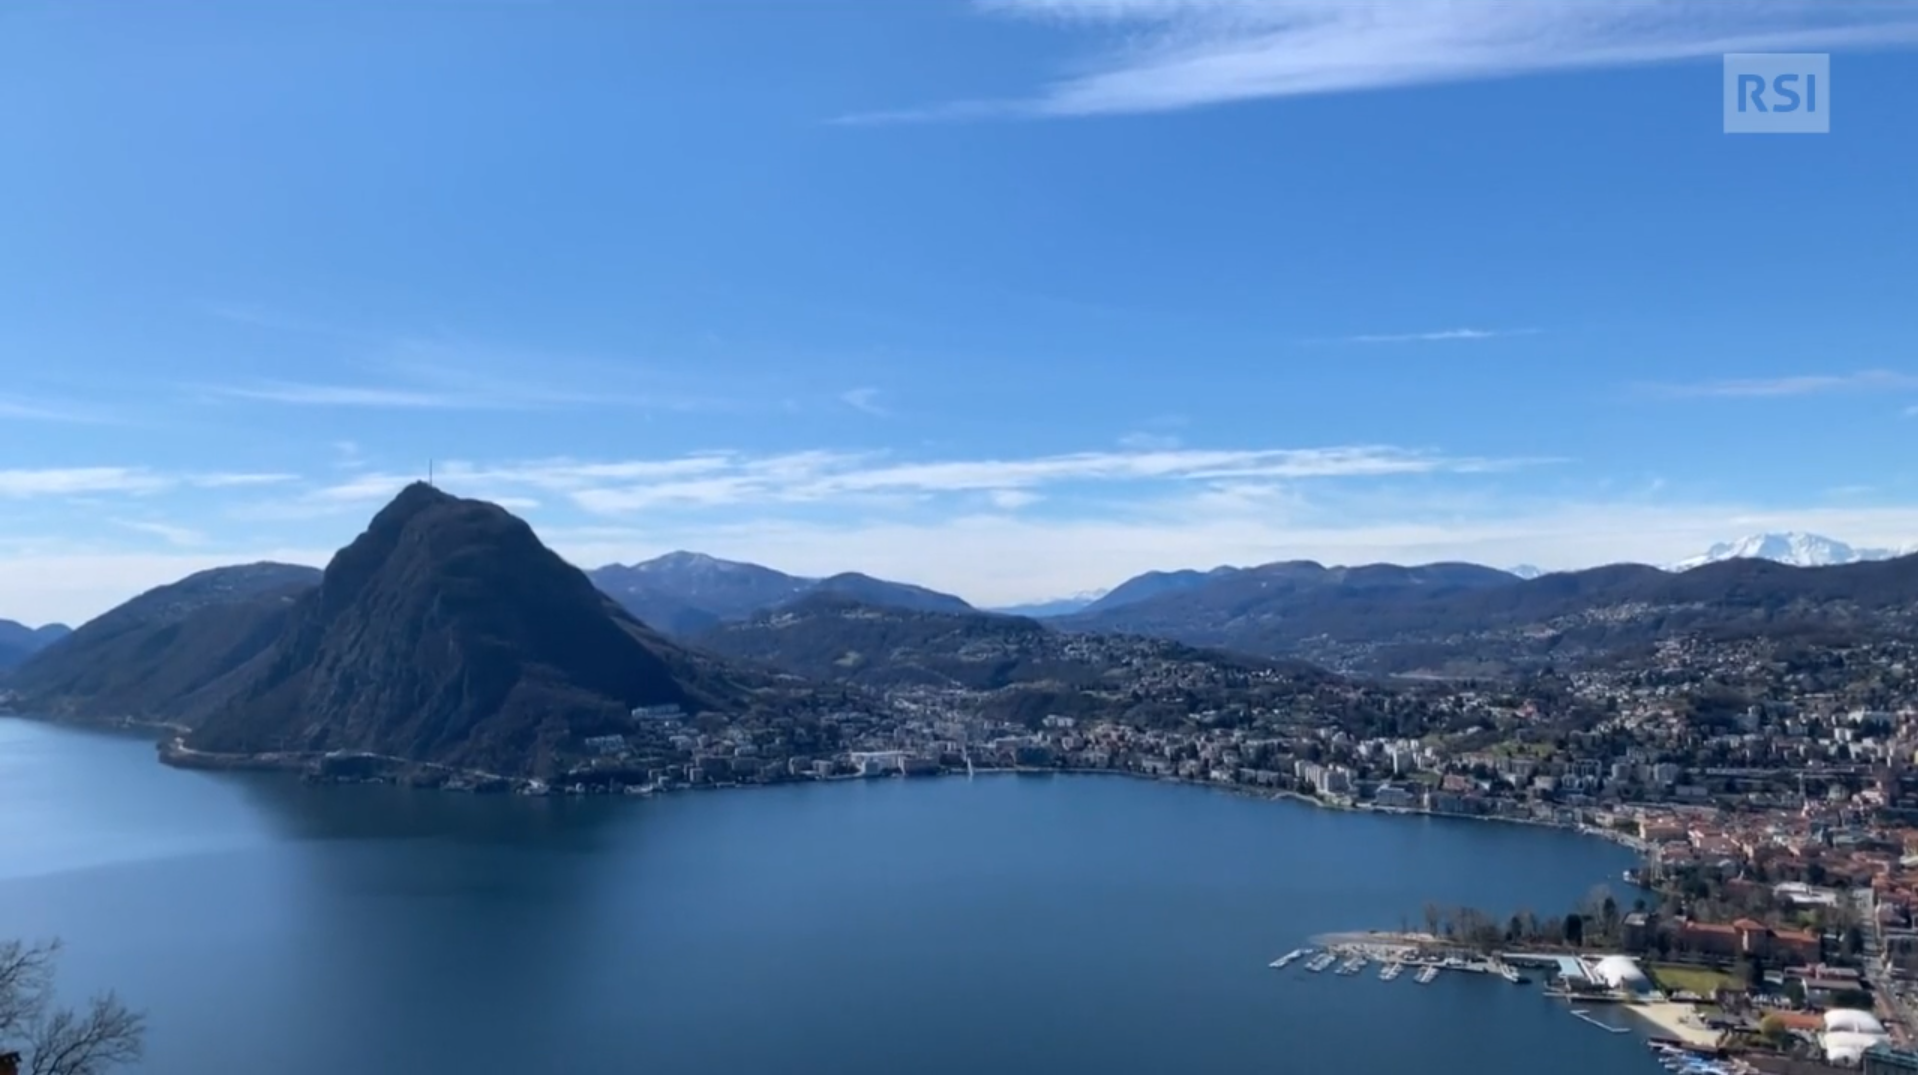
[{"left": 6, "top": 713, "right": 1647, "bottom": 863}]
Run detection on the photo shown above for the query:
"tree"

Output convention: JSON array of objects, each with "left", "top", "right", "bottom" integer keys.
[
  {"left": 0, "top": 940, "right": 144, "bottom": 1075},
  {"left": 1758, "top": 1013, "right": 1789, "bottom": 1048},
  {"left": 1564, "top": 913, "right": 1585, "bottom": 948}
]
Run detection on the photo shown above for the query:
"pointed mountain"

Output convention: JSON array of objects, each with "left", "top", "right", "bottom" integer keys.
[
  {"left": 588, "top": 551, "right": 812, "bottom": 634},
  {"left": 5, "top": 563, "right": 321, "bottom": 717},
  {"left": 183, "top": 484, "right": 745, "bottom": 776}
]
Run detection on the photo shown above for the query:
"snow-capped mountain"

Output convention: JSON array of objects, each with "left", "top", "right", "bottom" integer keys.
[
  {"left": 1507, "top": 564, "right": 1545, "bottom": 580},
  {"left": 1668, "top": 532, "right": 1906, "bottom": 571}
]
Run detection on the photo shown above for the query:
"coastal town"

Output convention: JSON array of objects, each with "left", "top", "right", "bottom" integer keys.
[{"left": 467, "top": 628, "right": 1918, "bottom": 1074}]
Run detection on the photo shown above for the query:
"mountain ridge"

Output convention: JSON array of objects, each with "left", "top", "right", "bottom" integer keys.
[
  {"left": 586, "top": 553, "right": 972, "bottom": 633},
  {"left": 1668, "top": 531, "right": 1910, "bottom": 571},
  {"left": 4, "top": 563, "right": 324, "bottom": 720},
  {"left": 0, "top": 620, "right": 71, "bottom": 671}
]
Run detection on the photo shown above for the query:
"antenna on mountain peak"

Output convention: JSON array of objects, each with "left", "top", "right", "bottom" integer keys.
[{"left": 428, "top": 459, "right": 435, "bottom": 487}]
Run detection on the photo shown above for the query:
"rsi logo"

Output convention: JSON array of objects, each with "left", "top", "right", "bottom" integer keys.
[
  {"left": 1724, "top": 53, "right": 1829, "bottom": 134},
  {"left": 1735, "top": 71, "right": 1818, "bottom": 114}
]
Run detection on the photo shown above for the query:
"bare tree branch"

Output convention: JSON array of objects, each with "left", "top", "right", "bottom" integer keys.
[
  {"left": 0, "top": 940, "right": 59, "bottom": 1042},
  {"left": 26, "top": 995, "right": 144, "bottom": 1075},
  {"left": 2, "top": 940, "right": 143, "bottom": 1075}
]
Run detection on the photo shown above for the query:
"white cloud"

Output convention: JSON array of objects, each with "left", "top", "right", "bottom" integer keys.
[
  {"left": 0, "top": 395, "right": 116, "bottom": 424},
  {"left": 189, "top": 472, "right": 300, "bottom": 488},
  {"left": 840, "top": 387, "right": 891, "bottom": 416},
  {"left": 484, "top": 444, "right": 1537, "bottom": 514},
  {"left": 0, "top": 467, "right": 171, "bottom": 498},
  {"left": 1319, "top": 327, "right": 1539, "bottom": 345},
  {"left": 1645, "top": 370, "right": 1918, "bottom": 398},
  {"left": 111, "top": 519, "right": 209, "bottom": 547},
  {"left": 1118, "top": 431, "right": 1183, "bottom": 450},
  {"left": 847, "top": 0, "right": 1918, "bottom": 120},
  {"left": 0, "top": 467, "right": 308, "bottom": 501},
  {"left": 207, "top": 382, "right": 493, "bottom": 409},
  {"left": 15, "top": 471, "right": 1918, "bottom": 623}
]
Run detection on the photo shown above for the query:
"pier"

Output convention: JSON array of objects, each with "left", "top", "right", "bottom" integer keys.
[{"left": 1570, "top": 1009, "right": 1631, "bottom": 1034}]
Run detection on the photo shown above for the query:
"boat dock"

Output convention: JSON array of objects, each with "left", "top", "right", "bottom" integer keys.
[
  {"left": 1570, "top": 1009, "right": 1631, "bottom": 1034},
  {"left": 1268, "top": 948, "right": 1308, "bottom": 969}
]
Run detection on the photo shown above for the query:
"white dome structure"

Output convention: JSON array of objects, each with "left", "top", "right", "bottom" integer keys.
[
  {"left": 1822, "top": 1029, "right": 1890, "bottom": 1064},
  {"left": 1592, "top": 955, "right": 1649, "bottom": 991},
  {"left": 1824, "top": 1009, "right": 1886, "bottom": 1035}
]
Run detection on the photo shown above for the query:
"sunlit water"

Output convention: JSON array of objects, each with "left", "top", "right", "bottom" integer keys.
[{"left": 0, "top": 718, "right": 1661, "bottom": 1075}]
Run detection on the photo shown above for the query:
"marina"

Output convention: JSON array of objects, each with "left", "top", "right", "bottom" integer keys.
[{"left": 1267, "top": 936, "right": 1741, "bottom": 1064}]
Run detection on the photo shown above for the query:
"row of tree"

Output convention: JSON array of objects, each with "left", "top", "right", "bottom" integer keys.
[{"left": 1412, "top": 885, "right": 1638, "bottom": 954}]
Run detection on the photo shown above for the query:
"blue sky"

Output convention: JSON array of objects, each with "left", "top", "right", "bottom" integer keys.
[{"left": 4, "top": 0, "right": 1918, "bottom": 624}]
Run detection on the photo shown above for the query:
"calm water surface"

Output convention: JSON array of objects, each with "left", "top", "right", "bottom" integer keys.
[{"left": 1, "top": 718, "right": 1661, "bottom": 1075}]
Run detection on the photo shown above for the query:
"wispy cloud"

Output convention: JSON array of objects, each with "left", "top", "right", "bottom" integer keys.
[
  {"left": 294, "top": 444, "right": 1550, "bottom": 517},
  {"left": 189, "top": 472, "right": 300, "bottom": 488},
  {"left": 1310, "top": 327, "right": 1539, "bottom": 345},
  {"left": 840, "top": 387, "right": 892, "bottom": 417},
  {"left": 0, "top": 468, "right": 172, "bottom": 498},
  {"left": 205, "top": 382, "right": 495, "bottom": 409},
  {"left": 0, "top": 467, "right": 295, "bottom": 499},
  {"left": 1643, "top": 370, "right": 1918, "bottom": 399},
  {"left": 0, "top": 395, "right": 118, "bottom": 424},
  {"left": 1118, "top": 430, "right": 1183, "bottom": 451},
  {"left": 201, "top": 372, "right": 727, "bottom": 413},
  {"left": 111, "top": 519, "right": 208, "bottom": 547},
  {"left": 986, "top": 489, "right": 1044, "bottom": 510},
  {"left": 844, "top": 0, "right": 1918, "bottom": 121}
]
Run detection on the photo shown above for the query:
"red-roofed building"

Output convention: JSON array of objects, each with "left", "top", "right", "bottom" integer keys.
[{"left": 1676, "top": 918, "right": 1821, "bottom": 963}]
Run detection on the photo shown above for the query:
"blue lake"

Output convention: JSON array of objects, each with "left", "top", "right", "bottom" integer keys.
[{"left": 0, "top": 718, "right": 1656, "bottom": 1074}]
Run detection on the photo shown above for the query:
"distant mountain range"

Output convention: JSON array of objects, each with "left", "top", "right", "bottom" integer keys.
[
  {"left": 10, "top": 492, "right": 1918, "bottom": 779},
  {"left": 594, "top": 538, "right": 1918, "bottom": 674},
  {"left": 586, "top": 552, "right": 973, "bottom": 636},
  {"left": 1668, "top": 531, "right": 1916, "bottom": 571},
  {"left": 0, "top": 620, "right": 72, "bottom": 671},
  {"left": 695, "top": 591, "right": 1343, "bottom": 729}
]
